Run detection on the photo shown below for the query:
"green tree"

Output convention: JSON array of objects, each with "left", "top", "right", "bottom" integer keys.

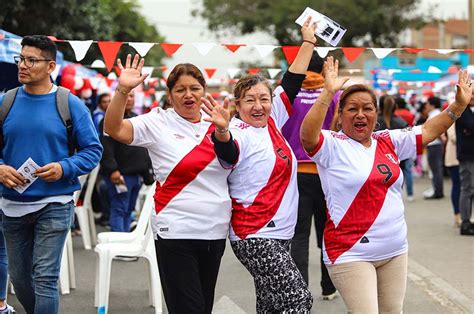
[
  {"left": 194, "top": 0, "right": 429, "bottom": 47},
  {"left": 1, "top": 0, "right": 166, "bottom": 67}
]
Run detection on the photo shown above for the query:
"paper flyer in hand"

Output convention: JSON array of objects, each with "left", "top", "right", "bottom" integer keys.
[
  {"left": 295, "top": 7, "right": 347, "bottom": 47},
  {"left": 14, "top": 158, "right": 40, "bottom": 194}
]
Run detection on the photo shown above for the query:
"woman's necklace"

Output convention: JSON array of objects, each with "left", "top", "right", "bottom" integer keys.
[{"left": 189, "top": 121, "right": 202, "bottom": 138}]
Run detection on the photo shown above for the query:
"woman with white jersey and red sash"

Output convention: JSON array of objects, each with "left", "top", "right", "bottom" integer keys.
[
  {"left": 200, "top": 19, "right": 318, "bottom": 312},
  {"left": 300, "top": 56, "right": 473, "bottom": 313},
  {"left": 104, "top": 56, "right": 231, "bottom": 313}
]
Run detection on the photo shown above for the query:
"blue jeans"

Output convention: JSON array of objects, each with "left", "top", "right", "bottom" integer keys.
[
  {"left": 427, "top": 144, "right": 444, "bottom": 197},
  {"left": 2, "top": 202, "right": 74, "bottom": 314},
  {"left": 401, "top": 159, "right": 414, "bottom": 196},
  {"left": 0, "top": 215, "right": 8, "bottom": 301},
  {"left": 105, "top": 175, "right": 141, "bottom": 232},
  {"left": 448, "top": 166, "right": 460, "bottom": 215}
]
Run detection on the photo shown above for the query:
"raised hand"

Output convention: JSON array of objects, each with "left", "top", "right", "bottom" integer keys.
[
  {"left": 301, "top": 16, "right": 317, "bottom": 45},
  {"left": 116, "top": 54, "right": 148, "bottom": 91},
  {"left": 455, "top": 69, "right": 472, "bottom": 106},
  {"left": 323, "top": 56, "right": 349, "bottom": 94},
  {"left": 201, "top": 94, "right": 231, "bottom": 131}
]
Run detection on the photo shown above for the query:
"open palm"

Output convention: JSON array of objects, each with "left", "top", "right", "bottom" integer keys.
[
  {"left": 117, "top": 54, "right": 148, "bottom": 90},
  {"left": 201, "top": 94, "right": 230, "bottom": 130},
  {"left": 324, "top": 56, "right": 349, "bottom": 94},
  {"left": 455, "top": 69, "right": 473, "bottom": 106}
]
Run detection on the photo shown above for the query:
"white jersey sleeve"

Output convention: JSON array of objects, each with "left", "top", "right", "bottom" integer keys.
[
  {"left": 307, "top": 130, "right": 339, "bottom": 168},
  {"left": 270, "top": 86, "right": 293, "bottom": 129},
  {"left": 129, "top": 108, "right": 164, "bottom": 147},
  {"left": 387, "top": 125, "right": 423, "bottom": 160}
]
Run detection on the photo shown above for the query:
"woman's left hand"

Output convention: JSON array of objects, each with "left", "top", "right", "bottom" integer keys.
[
  {"left": 455, "top": 69, "right": 473, "bottom": 106},
  {"left": 201, "top": 94, "right": 230, "bottom": 131}
]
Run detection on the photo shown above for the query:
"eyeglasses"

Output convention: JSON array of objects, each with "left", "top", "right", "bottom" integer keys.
[{"left": 13, "top": 55, "right": 52, "bottom": 68}]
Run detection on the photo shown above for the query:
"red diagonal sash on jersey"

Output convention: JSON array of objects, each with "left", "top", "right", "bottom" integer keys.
[
  {"left": 324, "top": 137, "right": 401, "bottom": 264},
  {"left": 154, "top": 125, "right": 216, "bottom": 214},
  {"left": 231, "top": 118, "right": 293, "bottom": 239}
]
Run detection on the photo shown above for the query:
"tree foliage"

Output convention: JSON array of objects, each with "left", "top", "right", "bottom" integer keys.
[
  {"left": 1, "top": 0, "right": 165, "bottom": 66},
  {"left": 194, "top": 0, "right": 429, "bottom": 47}
]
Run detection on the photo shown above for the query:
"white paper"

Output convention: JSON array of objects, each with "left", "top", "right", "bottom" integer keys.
[
  {"left": 14, "top": 158, "right": 40, "bottom": 194},
  {"left": 295, "top": 7, "right": 346, "bottom": 47}
]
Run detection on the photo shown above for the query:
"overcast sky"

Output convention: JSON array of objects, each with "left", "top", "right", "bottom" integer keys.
[{"left": 137, "top": 0, "right": 470, "bottom": 77}]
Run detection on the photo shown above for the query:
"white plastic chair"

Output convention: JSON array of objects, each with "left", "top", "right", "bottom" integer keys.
[
  {"left": 94, "top": 183, "right": 162, "bottom": 314},
  {"left": 75, "top": 166, "right": 100, "bottom": 250},
  {"left": 59, "top": 230, "right": 75, "bottom": 294}
]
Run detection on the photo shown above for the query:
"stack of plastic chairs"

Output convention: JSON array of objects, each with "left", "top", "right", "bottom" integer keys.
[{"left": 94, "top": 183, "right": 162, "bottom": 314}]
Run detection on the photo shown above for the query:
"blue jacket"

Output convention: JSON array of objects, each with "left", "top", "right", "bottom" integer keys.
[{"left": 0, "top": 87, "right": 103, "bottom": 201}]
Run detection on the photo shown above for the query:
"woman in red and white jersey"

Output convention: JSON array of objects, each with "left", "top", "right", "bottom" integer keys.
[
  {"left": 300, "top": 56, "right": 473, "bottom": 313},
  {"left": 200, "top": 18, "right": 318, "bottom": 313},
  {"left": 104, "top": 56, "right": 231, "bottom": 313}
]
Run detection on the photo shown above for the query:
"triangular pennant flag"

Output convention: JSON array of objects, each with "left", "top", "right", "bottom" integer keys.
[
  {"left": 463, "top": 49, "right": 474, "bottom": 53},
  {"left": 114, "top": 65, "right": 122, "bottom": 76},
  {"left": 91, "top": 59, "right": 106, "bottom": 68},
  {"left": 98, "top": 41, "right": 123, "bottom": 72},
  {"left": 427, "top": 66, "right": 442, "bottom": 73},
  {"left": 434, "top": 49, "right": 456, "bottom": 55},
  {"left": 341, "top": 47, "right": 365, "bottom": 63},
  {"left": 404, "top": 48, "right": 426, "bottom": 53},
  {"left": 223, "top": 44, "right": 246, "bottom": 53},
  {"left": 370, "top": 48, "right": 395, "bottom": 59},
  {"left": 192, "top": 43, "right": 216, "bottom": 56},
  {"left": 227, "top": 68, "right": 241, "bottom": 78},
  {"left": 107, "top": 72, "right": 118, "bottom": 80},
  {"left": 48, "top": 36, "right": 63, "bottom": 42},
  {"left": 69, "top": 40, "right": 93, "bottom": 62},
  {"left": 254, "top": 45, "right": 277, "bottom": 58},
  {"left": 248, "top": 68, "right": 260, "bottom": 74},
  {"left": 51, "top": 64, "right": 61, "bottom": 81},
  {"left": 205, "top": 68, "right": 217, "bottom": 79},
  {"left": 281, "top": 46, "right": 300, "bottom": 64},
  {"left": 142, "top": 66, "right": 154, "bottom": 83},
  {"left": 267, "top": 68, "right": 281, "bottom": 79},
  {"left": 129, "top": 42, "right": 155, "bottom": 56},
  {"left": 160, "top": 43, "right": 183, "bottom": 57},
  {"left": 315, "top": 47, "right": 336, "bottom": 58}
]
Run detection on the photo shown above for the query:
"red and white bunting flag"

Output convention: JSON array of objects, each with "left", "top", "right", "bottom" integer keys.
[
  {"left": 69, "top": 40, "right": 93, "bottom": 61},
  {"left": 205, "top": 68, "right": 217, "bottom": 79},
  {"left": 51, "top": 64, "right": 61, "bottom": 81},
  {"left": 428, "top": 66, "right": 442, "bottom": 73},
  {"left": 129, "top": 42, "right": 155, "bottom": 56},
  {"left": 91, "top": 59, "right": 106, "bottom": 68},
  {"left": 98, "top": 41, "right": 123, "bottom": 72},
  {"left": 227, "top": 68, "right": 241, "bottom": 78},
  {"left": 142, "top": 66, "right": 154, "bottom": 83},
  {"left": 254, "top": 45, "right": 277, "bottom": 58},
  {"left": 223, "top": 44, "right": 246, "bottom": 53},
  {"left": 192, "top": 43, "right": 216, "bottom": 56},
  {"left": 434, "top": 49, "right": 456, "bottom": 55},
  {"left": 247, "top": 68, "right": 260, "bottom": 74},
  {"left": 341, "top": 47, "right": 365, "bottom": 63},
  {"left": 281, "top": 46, "right": 300, "bottom": 64},
  {"left": 370, "top": 48, "right": 395, "bottom": 59},
  {"left": 315, "top": 47, "right": 336, "bottom": 58},
  {"left": 405, "top": 48, "right": 426, "bottom": 53},
  {"left": 160, "top": 43, "right": 183, "bottom": 57},
  {"left": 267, "top": 68, "right": 281, "bottom": 79}
]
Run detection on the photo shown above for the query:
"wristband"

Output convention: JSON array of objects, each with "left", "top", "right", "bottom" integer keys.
[
  {"left": 215, "top": 127, "right": 229, "bottom": 134},
  {"left": 446, "top": 108, "right": 461, "bottom": 121},
  {"left": 302, "top": 39, "right": 317, "bottom": 47},
  {"left": 116, "top": 85, "right": 131, "bottom": 95}
]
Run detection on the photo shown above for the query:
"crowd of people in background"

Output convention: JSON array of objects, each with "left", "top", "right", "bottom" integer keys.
[{"left": 0, "top": 29, "right": 473, "bottom": 314}]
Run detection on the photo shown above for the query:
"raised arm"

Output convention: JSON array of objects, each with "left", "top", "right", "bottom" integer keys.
[
  {"left": 421, "top": 70, "right": 472, "bottom": 146},
  {"left": 288, "top": 16, "right": 317, "bottom": 75},
  {"left": 300, "top": 56, "right": 348, "bottom": 153},
  {"left": 104, "top": 54, "right": 148, "bottom": 144}
]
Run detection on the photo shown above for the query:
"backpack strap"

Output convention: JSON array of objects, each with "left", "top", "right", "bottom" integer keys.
[
  {"left": 56, "top": 86, "right": 75, "bottom": 156},
  {"left": 0, "top": 87, "right": 21, "bottom": 158}
]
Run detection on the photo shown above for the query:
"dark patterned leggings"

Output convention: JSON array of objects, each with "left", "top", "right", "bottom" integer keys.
[{"left": 231, "top": 238, "right": 313, "bottom": 313}]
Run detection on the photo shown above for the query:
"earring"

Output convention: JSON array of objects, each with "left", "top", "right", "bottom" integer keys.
[{"left": 374, "top": 122, "right": 380, "bottom": 131}]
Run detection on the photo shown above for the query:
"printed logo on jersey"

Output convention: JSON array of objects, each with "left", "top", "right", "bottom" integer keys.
[
  {"left": 236, "top": 122, "right": 250, "bottom": 130},
  {"left": 360, "top": 236, "right": 369, "bottom": 243},
  {"left": 173, "top": 133, "right": 185, "bottom": 140},
  {"left": 385, "top": 154, "right": 398, "bottom": 164},
  {"left": 267, "top": 220, "right": 276, "bottom": 228}
]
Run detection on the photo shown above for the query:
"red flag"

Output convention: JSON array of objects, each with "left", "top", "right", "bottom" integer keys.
[
  {"left": 98, "top": 41, "right": 123, "bottom": 72},
  {"left": 281, "top": 46, "right": 300, "bottom": 64},
  {"left": 223, "top": 44, "right": 246, "bottom": 53},
  {"left": 160, "top": 43, "right": 183, "bottom": 57},
  {"left": 341, "top": 47, "right": 365, "bottom": 63},
  {"left": 114, "top": 65, "right": 122, "bottom": 76},
  {"left": 404, "top": 48, "right": 426, "bottom": 54},
  {"left": 205, "top": 68, "right": 217, "bottom": 79},
  {"left": 248, "top": 68, "right": 260, "bottom": 74},
  {"left": 463, "top": 49, "right": 474, "bottom": 53}
]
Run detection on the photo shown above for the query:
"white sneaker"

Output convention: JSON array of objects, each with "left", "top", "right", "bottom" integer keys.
[{"left": 407, "top": 196, "right": 414, "bottom": 202}]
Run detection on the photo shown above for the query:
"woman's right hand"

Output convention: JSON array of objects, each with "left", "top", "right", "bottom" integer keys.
[
  {"left": 116, "top": 54, "right": 149, "bottom": 91},
  {"left": 323, "top": 56, "right": 349, "bottom": 94},
  {"left": 201, "top": 94, "right": 230, "bottom": 131}
]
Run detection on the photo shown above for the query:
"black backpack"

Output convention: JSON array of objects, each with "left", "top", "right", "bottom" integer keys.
[{"left": 0, "top": 86, "right": 75, "bottom": 157}]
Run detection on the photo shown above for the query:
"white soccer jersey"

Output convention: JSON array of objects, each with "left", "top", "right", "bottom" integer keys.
[
  {"left": 308, "top": 126, "right": 423, "bottom": 265},
  {"left": 129, "top": 108, "right": 232, "bottom": 240},
  {"left": 227, "top": 86, "right": 299, "bottom": 241}
]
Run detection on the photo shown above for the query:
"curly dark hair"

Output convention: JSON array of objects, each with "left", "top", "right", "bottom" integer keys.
[{"left": 21, "top": 35, "right": 57, "bottom": 61}]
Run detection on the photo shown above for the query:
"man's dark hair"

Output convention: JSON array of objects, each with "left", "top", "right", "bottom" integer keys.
[
  {"left": 395, "top": 97, "right": 407, "bottom": 109},
  {"left": 307, "top": 51, "right": 324, "bottom": 73},
  {"left": 97, "top": 93, "right": 110, "bottom": 104},
  {"left": 21, "top": 35, "right": 57, "bottom": 61},
  {"left": 427, "top": 96, "right": 441, "bottom": 109}
]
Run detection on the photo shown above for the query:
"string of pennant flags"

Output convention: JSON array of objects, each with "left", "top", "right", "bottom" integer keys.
[{"left": 3, "top": 37, "right": 473, "bottom": 77}]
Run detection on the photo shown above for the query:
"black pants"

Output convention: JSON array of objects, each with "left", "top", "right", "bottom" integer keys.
[
  {"left": 155, "top": 237, "right": 226, "bottom": 314},
  {"left": 427, "top": 144, "right": 444, "bottom": 197},
  {"left": 290, "top": 173, "right": 336, "bottom": 294}
]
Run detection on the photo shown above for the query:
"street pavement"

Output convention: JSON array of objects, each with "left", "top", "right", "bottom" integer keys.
[{"left": 5, "top": 177, "right": 474, "bottom": 313}]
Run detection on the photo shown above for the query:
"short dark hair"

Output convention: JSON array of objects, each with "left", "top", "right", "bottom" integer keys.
[
  {"left": 167, "top": 63, "right": 206, "bottom": 91},
  {"left": 427, "top": 96, "right": 441, "bottom": 109},
  {"left": 395, "top": 97, "right": 407, "bottom": 109},
  {"left": 339, "top": 84, "right": 377, "bottom": 112},
  {"left": 21, "top": 35, "right": 57, "bottom": 61},
  {"left": 97, "top": 93, "right": 110, "bottom": 104},
  {"left": 307, "top": 51, "right": 324, "bottom": 73}
]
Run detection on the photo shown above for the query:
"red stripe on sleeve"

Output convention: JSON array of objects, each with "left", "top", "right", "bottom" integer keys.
[
  {"left": 279, "top": 91, "right": 293, "bottom": 116},
  {"left": 153, "top": 125, "right": 216, "bottom": 214},
  {"left": 416, "top": 133, "right": 423, "bottom": 155},
  {"left": 306, "top": 133, "right": 325, "bottom": 157}
]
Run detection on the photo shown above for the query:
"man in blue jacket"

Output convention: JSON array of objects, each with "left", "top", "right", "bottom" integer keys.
[{"left": 0, "top": 35, "right": 102, "bottom": 313}]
